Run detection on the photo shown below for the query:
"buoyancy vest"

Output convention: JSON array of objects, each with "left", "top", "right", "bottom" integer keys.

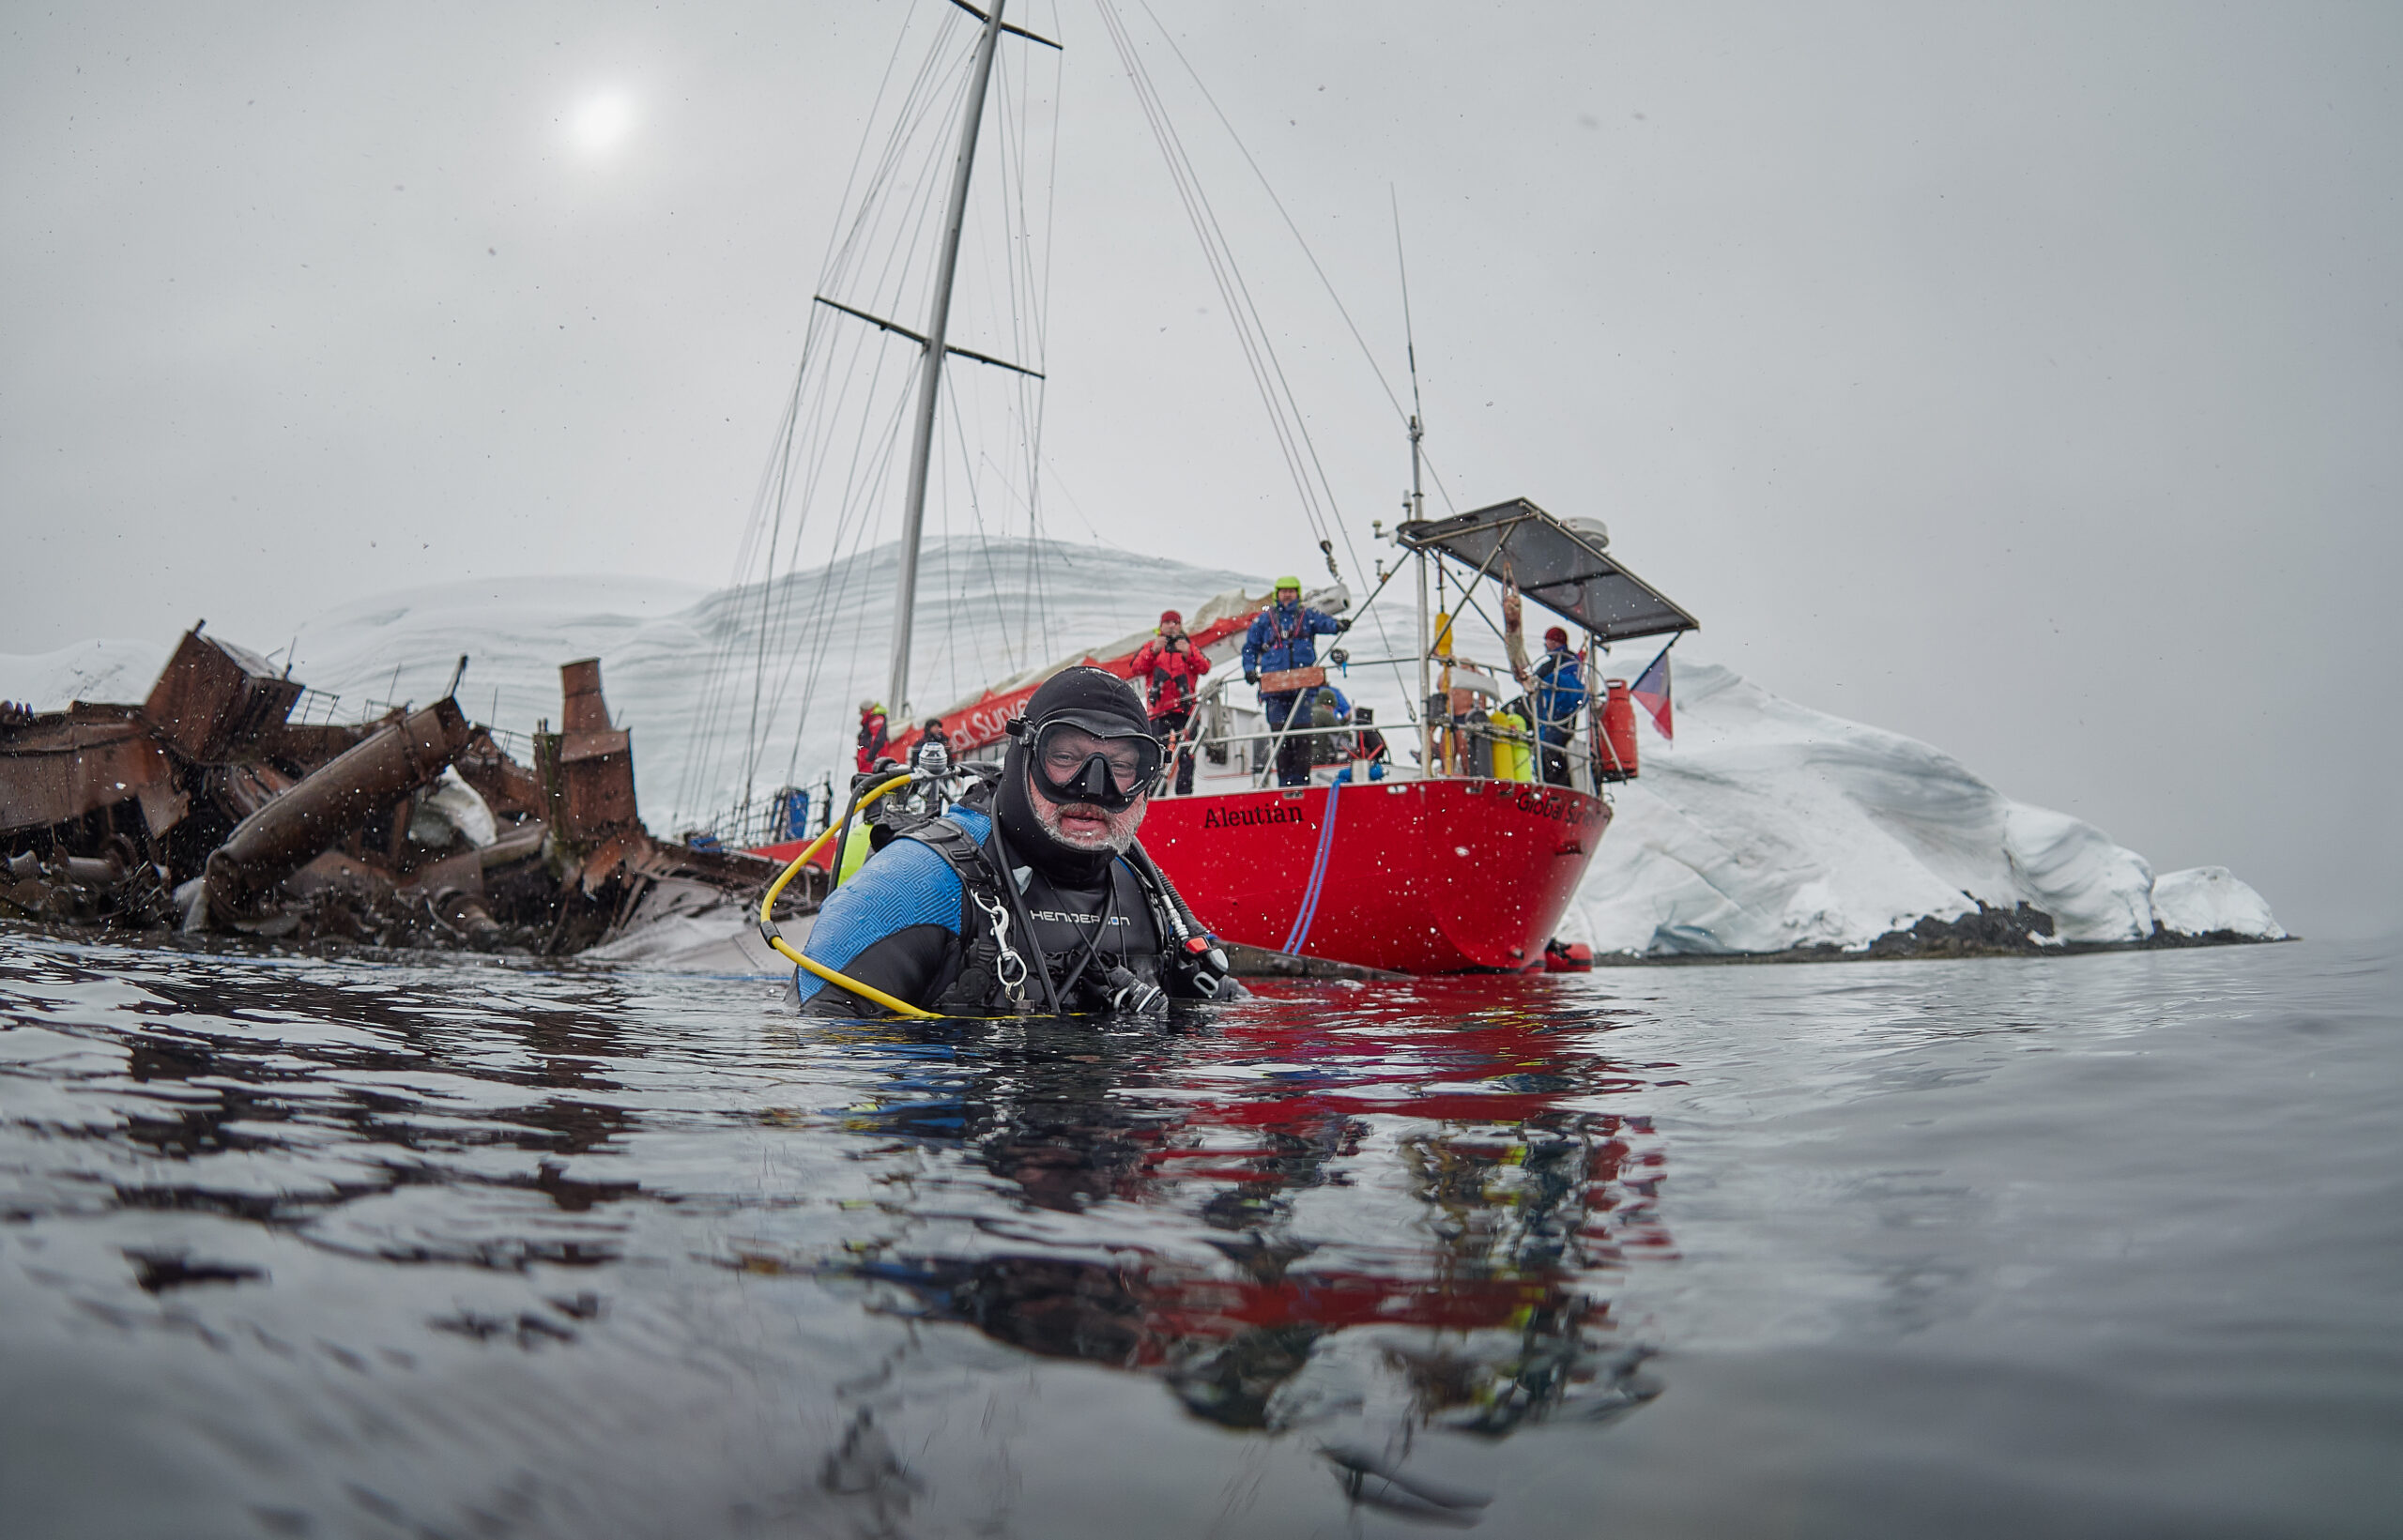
[{"left": 899, "top": 816, "right": 1172, "bottom": 1015}]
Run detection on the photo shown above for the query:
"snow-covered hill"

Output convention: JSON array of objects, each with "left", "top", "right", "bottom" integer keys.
[
  {"left": 1, "top": 539, "right": 2282, "bottom": 953},
  {"left": 276, "top": 541, "right": 1260, "bottom": 838},
  {"left": 0, "top": 636, "right": 174, "bottom": 711},
  {"left": 1558, "top": 661, "right": 2283, "bottom": 953}
]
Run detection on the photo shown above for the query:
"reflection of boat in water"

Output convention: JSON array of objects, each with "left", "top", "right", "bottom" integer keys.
[
  {"left": 738, "top": 986, "right": 1674, "bottom": 1435},
  {"left": 696, "top": 1, "right": 1697, "bottom": 974}
]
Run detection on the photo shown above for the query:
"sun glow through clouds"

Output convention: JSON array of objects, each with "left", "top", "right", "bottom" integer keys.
[{"left": 566, "top": 90, "right": 636, "bottom": 157}]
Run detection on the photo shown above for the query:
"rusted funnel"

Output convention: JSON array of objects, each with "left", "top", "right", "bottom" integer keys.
[
  {"left": 202, "top": 698, "right": 470, "bottom": 922},
  {"left": 542, "top": 660, "right": 638, "bottom": 843},
  {"left": 559, "top": 659, "right": 611, "bottom": 733}
]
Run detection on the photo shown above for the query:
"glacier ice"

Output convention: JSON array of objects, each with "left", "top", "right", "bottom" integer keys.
[
  {"left": 0, "top": 540, "right": 2284, "bottom": 955},
  {"left": 2150, "top": 866, "right": 2287, "bottom": 939},
  {"left": 1561, "top": 660, "right": 2218, "bottom": 953}
]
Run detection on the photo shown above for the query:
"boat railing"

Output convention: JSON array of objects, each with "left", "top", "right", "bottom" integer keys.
[
  {"left": 482, "top": 724, "right": 534, "bottom": 759},
  {"left": 696, "top": 784, "right": 832, "bottom": 851},
  {"left": 1157, "top": 703, "right": 1620, "bottom": 798}
]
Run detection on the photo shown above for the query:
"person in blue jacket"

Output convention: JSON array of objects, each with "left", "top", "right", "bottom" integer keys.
[
  {"left": 1530, "top": 625, "right": 1586, "bottom": 785},
  {"left": 1240, "top": 576, "right": 1345, "bottom": 786}
]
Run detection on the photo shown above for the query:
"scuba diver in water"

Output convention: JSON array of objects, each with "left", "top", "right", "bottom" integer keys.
[{"left": 796, "top": 667, "right": 1236, "bottom": 1017}]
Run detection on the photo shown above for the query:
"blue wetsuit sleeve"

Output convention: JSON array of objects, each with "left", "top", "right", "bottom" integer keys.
[
  {"left": 1310, "top": 609, "right": 1344, "bottom": 637},
  {"left": 796, "top": 834, "right": 967, "bottom": 1014}
]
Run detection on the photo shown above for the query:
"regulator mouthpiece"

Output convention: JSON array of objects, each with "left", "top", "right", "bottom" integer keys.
[{"left": 1103, "top": 965, "right": 1167, "bottom": 1014}]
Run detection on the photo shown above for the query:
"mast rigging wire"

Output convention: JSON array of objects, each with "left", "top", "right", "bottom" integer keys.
[
  {"left": 1094, "top": 1, "right": 1417, "bottom": 715},
  {"left": 678, "top": 3, "right": 1063, "bottom": 829},
  {"left": 1131, "top": 0, "right": 1460, "bottom": 518},
  {"left": 680, "top": 11, "right": 976, "bottom": 821},
  {"left": 1093, "top": 1, "right": 1338, "bottom": 555}
]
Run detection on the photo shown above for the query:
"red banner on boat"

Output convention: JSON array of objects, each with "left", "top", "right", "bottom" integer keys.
[
  {"left": 1631, "top": 642, "right": 1674, "bottom": 741},
  {"left": 888, "top": 608, "right": 1260, "bottom": 760}
]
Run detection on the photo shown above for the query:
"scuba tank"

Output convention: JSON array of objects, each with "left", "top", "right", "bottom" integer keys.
[
  {"left": 1489, "top": 706, "right": 1533, "bottom": 783},
  {"left": 835, "top": 821, "right": 875, "bottom": 883},
  {"left": 1462, "top": 707, "right": 1495, "bottom": 779}
]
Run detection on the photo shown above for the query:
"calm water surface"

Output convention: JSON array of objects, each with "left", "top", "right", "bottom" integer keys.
[{"left": 2, "top": 927, "right": 2396, "bottom": 1538}]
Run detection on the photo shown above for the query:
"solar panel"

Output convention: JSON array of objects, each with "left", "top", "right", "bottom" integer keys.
[{"left": 1397, "top": 498, "right": 1699, "bottom": 643}]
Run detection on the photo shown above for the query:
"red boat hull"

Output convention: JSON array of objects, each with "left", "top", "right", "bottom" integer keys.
[
  {"left": 754, "top": 779, "right": 1609, "bottom": 976},
  {"left": 1140, "top": 779, "right": 1609, "bottom": 975}
]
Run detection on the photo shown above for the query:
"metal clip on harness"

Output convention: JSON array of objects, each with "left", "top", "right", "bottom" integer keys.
[{"left": 967, "top": 887, "right": 1033, "bottom": 1009}]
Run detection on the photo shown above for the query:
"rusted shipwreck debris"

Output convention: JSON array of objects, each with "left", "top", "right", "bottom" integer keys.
[{"left": 0, "top": 629, "right": 819, "bottom": 954}]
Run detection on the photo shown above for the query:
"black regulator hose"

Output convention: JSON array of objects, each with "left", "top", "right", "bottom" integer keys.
[{"left": 1126, "top": 841, "right": 1236, "bottom": 999}]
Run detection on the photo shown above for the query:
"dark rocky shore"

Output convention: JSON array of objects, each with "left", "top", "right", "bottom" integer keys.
[{"left": 1595, "top": 899, "right": 2291, "bottom": 967}]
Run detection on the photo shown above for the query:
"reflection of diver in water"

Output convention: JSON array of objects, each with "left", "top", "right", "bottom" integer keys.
[
  {"left": 830, "top": 1016, "right": 1347, "bottom": 1426},
  {"left": 814, "top": 1001, "right": 1673, "bottom": 1438}
]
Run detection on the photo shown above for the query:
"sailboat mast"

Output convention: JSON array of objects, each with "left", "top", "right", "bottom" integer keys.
[
  {"left": 887, "top": 0, "right": 1010, "bottom": 722},
  {"left": 1394, "top": 191, "right": 1433, "bottom": 777},
  {"left": 1410, "top": 409, "right": 1431, "bottom": 777}
]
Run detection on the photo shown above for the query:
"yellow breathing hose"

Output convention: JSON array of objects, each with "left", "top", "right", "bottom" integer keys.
[{"left": 758, "top": 770, "right": 938, "bottom": 1019}]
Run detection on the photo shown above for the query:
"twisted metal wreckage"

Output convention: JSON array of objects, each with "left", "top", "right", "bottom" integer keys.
[{"left": 0, "top": 628, "right": 816, "bottom": 953}]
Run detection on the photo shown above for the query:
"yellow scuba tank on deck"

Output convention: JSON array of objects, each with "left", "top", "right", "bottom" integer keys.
[{"left": 1490, "top": 708, "right": 1534, "bottom": 783}]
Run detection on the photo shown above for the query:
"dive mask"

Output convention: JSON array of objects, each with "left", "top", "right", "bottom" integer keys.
[{"left": 1013, "top": 715, "right": 1163, "bottom": 812}]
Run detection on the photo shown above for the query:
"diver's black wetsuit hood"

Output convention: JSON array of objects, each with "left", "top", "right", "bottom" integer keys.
[{"left": 995, "top": 666, "right": 1155, "bottom": 889}]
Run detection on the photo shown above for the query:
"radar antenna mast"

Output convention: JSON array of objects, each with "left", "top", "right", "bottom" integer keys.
[{"left": 1393, "top": 189, "right": 1434, "bottom": 776}]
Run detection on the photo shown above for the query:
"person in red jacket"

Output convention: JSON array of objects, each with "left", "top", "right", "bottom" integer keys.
[
  {"left": 1129, "top": 610, "right": 1211, "bottom": 794},
  {"left": 854, "top": 700, "right": 889, "bottom": 773}
]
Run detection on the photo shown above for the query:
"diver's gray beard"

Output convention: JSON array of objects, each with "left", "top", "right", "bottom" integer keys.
[{"left": 1030, "top": 789, "right": 1145, "bottom": 853}]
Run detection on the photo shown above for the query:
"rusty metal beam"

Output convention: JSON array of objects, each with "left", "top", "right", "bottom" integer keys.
[
  {"left": 201, "top": 699, "right": 470, "bottom": 922},
  {"left": 143, "top": 629, "right": 304, "bottom": 764},
  {"left": 0, "top": 707, "right": 187, "bottom": 837}
]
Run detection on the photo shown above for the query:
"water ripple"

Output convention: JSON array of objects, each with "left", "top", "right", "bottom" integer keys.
[{"left": 3, "top": 928, "right": 2395, "bottom": 1538}]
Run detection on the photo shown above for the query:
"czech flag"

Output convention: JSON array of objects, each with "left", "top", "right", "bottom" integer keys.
[{"left": 1631, "top": 642, "right": 1674, "bottom": 741}]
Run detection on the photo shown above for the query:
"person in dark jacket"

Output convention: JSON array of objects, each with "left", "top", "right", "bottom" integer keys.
[
  {"left": 1129, "top": 609, "right": 1212, "bottom": 795},
  {"left": 1240, "top": 577, "right": 1344, "bottom": 787},
  {"left": 797, "top": 668, "right": 1234, "bottom": 1018},
  {"left": 1530, "top": 627, "right": 1586, "bottom": 785},
  {"left": 1303, "top": 684, "right": 1353, "bottom": 766}
]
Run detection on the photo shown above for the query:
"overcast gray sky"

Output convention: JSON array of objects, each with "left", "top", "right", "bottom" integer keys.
[{"left": 4, "top": 1, "right": 2397, "bottom": 938}]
